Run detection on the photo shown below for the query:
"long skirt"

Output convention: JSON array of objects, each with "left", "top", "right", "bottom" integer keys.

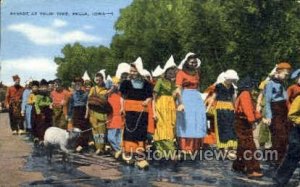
[
  {"left": 269, "top": 101, "right": 290, "bottom": 166},
  {"left": 33, "top": 106, "right": 52, "bottom": 140},
  {"left": 176, "top": 89, "right": 207, "bottom": 152},
  {"left": 8, "top": 101, "right": 24, "bottom": 131},
  {"left": 72, "top": 106, "right": 90, "bottom": 147},
  {"left": 153, "top": 95, "right": 176, "bottom": 156},
  {"left": 52, "top": 107, "right": 67, "bottom": 129},
  {"left": 232, "top": 116, "right": 261, "bottom": 174},
  {"left": 123, "top": 100, "right": 148, "bottom": 154},
  {"left": 214, "top": 101, "right": 237, "bottom": 149},
  {"left": 89, "top": 110, "right": 107, "bottom": 151}
]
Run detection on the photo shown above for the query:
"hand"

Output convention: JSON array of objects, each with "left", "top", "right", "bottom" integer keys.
[
  {"left": 264, "top": 118, "right": 271, "bottom": 126},
  {"left": 172, "top": 90, "right": 178, "bottom": 98},
  {"left": 177, "top": 104, "right": 184, "bottom": 112},
  {"left": 120, "top": 108, "right": 125, "bottom": 116},
  {"left": 153, "top": 113, "right": 158, "bottom": 122},
  {"left": 252, "top": 122, "right": 258, "bottom": 130},
  {"left": 256, "top": 105, "right": 262, "bottom": 113},
  {"left": 21, "top": 111, "right": 25, "bottom": 117},
  {"left": 84, "top": 113, "right": 89, "bottom": 119},
  {"left": 49, "top": 103, "right": 53, "bottom": 109},
  {"left": 5, "top": 104, "right": 9, "bottom": 109},
  {"left": 61, "top": 99, "right": 66, "bottom": 106},
  {"left": 142, "top": 100, "right": 149, "bottom": 107}
]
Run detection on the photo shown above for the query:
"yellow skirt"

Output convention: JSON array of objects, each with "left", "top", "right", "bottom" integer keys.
[{"left": 153, "top": 95, "right": 176, "bottom": 141}]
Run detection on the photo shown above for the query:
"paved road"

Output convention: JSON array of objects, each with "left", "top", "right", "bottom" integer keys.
[{"left": 0, "top": 113, "right": 299, "bottom": 186}]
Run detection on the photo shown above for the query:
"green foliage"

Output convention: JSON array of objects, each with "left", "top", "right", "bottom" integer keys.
[
  {"left": 55, "top": 43, "right": 114, "bottom": 86},
  {"left": 55, "top": 0, "right": 300, "bottom": 89}
]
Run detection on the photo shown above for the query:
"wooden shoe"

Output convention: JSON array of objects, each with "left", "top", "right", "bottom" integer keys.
[
  {"left": 76, "top": 146, "right": 83, "bottom": 153},
  {"left": 247, "top": 172, "right": 263, "bottom": 178},
  {"left": 18, "top": 130, "right": 26, "bottom": 135},
  {"left": 136, "top": 160, "right": 149, "bottom": 169},
  {"left": 95, "top": 149, "right": 103, "bottom": 155},
  {"left": 114, "top": 151, "right": 122, "bottom": 159},
  {"left": 227, "top": 151, "right": 237, "bottom": 160}
]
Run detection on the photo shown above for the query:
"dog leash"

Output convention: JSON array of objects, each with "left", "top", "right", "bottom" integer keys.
[
  {"left": 125, "top": 109, "right": 144, "bottom": 133},
  {"left": 79, "top": 120, "right": 111, "bottom": 134}
]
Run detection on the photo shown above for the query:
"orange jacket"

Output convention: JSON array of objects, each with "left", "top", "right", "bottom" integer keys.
[
  {"left": 235, "top": 90, "right": 261, "bottom": 123},
  {"left": 5, "top": 85, "right": 24, "bottom": 106}
]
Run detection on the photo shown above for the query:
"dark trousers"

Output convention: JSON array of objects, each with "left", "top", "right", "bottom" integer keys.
[
  {"left": 232, "top": 117, "right": 261, "bottom": 174},
  {"left": 274, "top": 126, "right": 300, "bottom": 186},
  {"left": 72, "top": 106, "right": 90, "bottom": 147},
  {"left": 8, "top": 102, "right": 24, "bottom": 131},
  {"left": 32, "top": 107, "right": 52, "bottom": 140},
  {"left": 269, "top": 101, "right": 290, "bottom": 166}
]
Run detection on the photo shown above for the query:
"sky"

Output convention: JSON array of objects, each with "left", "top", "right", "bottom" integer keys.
[{"left": 0, "top": 0, "right": 132, "bottom": 85}]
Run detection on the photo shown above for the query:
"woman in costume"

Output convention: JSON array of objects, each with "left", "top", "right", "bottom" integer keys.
[
  {"left": 153, "top": 55, "right": 177, "bottom": 159},
  {"left": 175, "top": 52, "right": 207, "bottom": 154},
  {"left": 203, "top": 72, "right": 226, "bottom": 147},
  {"left": 119, "top": 57, "right": 153, "bottom": 169},
  {"left": 207, "top": 69, "right": 239, "bottom": 158}
]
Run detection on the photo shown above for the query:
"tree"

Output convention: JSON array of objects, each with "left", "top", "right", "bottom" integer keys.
[
  {"left": 55, "top": 43, "right": 113, "bottom": 86},
  {"left": 55, "top": 0, "right": 300, "bottom": 89}
]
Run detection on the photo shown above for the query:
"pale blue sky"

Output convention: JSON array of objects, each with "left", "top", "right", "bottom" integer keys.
[{"left": 0, "top": 0, "right": 132, "bottom": 85}]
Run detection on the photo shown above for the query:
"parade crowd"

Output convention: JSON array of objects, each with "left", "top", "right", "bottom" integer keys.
[{"left": 4, "top": 52, "right": 300, "bottom": 186}]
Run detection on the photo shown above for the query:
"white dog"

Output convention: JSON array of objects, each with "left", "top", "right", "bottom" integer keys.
[{"left": 44, "top": 127, "right": 81, "bottom": 163}]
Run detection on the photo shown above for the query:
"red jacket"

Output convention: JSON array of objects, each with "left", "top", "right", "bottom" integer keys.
[
  {"left": 5, "top": 85, "right": 24, "bottom": 106},
  {"left": 107, "top": 92, "right": 124, "bottom": 129},
  {"left": 235, "top": 90, "right": 261, "bottom": 123}
]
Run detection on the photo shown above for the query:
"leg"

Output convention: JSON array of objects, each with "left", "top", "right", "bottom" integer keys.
[
  {"left": 252, "top": 124, "right": 260, "bottom": 149},
  {"left": 270, "top": 121, "right": 289, "bottom": 166},
  {"left": 8, "top": 105, "right": 18, "bottom": 132},
  {"left": 274, "top": 126, "right": 300, "bottom": 186},
  {"left": 108, "top": 129, "right": 119, "bottom": 152}
]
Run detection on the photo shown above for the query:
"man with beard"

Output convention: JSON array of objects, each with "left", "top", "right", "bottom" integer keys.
[{"left": 5, "top": 75, "right": 25, "bottom": 135}]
